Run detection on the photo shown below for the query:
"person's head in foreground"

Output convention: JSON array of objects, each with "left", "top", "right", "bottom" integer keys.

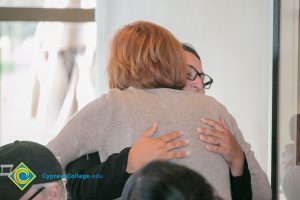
[
  {"left": 107, "top": 20, "right": 187, "bottom": 90},
  {"left": 121, "top": 161, "right": 222, "bottom": 200},
  {"left": 182, "top": 43, "right": 213, "bottom": 94},
  {"left": 0, "top": 141, "right": 64, "bottom": 200}
]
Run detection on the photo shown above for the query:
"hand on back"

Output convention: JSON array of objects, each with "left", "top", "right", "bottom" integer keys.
[
  {"left": 126, "top": 123, "right": 189, "bottom": 173},
  {"left": 197, "top": 117, "right": 244, "bottom": 176}
]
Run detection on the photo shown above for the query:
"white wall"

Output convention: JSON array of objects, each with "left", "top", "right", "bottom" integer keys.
[{"left": 95, "top": 0, "right": 273, "bottom": 178}]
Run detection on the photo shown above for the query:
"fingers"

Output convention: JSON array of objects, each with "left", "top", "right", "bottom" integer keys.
[
  {"left": 158, "top": 133, "right": 189, "bottom": 160},
  {"left": 140, "top": 122, "right": 158, "bottom": 138},
  {"left": 197, "top": 127, "right": 224, "bottom": 138},
  {"left": 200, "top": 118, "right": 224, "bottom": 131},
  {"left": 198, "top": 117, "right": 229, "bottom": 139},
  {"left": 199, "top": 134, "right": 221, "bottom": 146},
  {"left": 164, "top": 150, "right": 189, "bottom": 160},
  {"left": 166, "top": 139, "right": 189, "bottom": 151},
  {"left": 219, "top": 116, "right": 229, "bottom": 130},
  {"left": 205, "top": 144, "right": 225, "bottom": 153},
  {"left": 159, "top": 131, "right": 183, "bottom": 143}
]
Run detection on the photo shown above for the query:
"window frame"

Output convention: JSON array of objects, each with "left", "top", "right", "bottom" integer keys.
[{"left": 0, "top": 7, "right": 95, "bottom": 22}]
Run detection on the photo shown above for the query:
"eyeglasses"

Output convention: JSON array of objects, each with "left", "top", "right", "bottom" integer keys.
[
  {"left": 27, "top": 186, "right": 45, "bottom": 200},
  {"left": 187, "top": 65, "right": 213, "bottom": 89}
]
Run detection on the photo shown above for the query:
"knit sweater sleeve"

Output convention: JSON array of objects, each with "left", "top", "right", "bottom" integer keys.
[{"left": 47, "top": 94, "right": 113, "bottom": 169}]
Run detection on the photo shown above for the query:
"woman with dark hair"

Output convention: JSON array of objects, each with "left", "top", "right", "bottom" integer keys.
[
  {"left": 121, "top": 161, "right": 221, "bottom": 200},
  {"left": 181, "top": 43, "right": 271, "bottom": 200}
]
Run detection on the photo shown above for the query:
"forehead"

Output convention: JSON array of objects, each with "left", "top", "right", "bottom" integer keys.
[{"left": 185, "top": 51, "right": 203, "bottom": 72}]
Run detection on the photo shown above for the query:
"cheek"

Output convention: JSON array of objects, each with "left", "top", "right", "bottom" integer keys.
[{"left": 184, "top": 80, "right": 193, "bottom": 89}]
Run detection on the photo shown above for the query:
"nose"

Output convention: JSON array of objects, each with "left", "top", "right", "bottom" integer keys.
[
  {"left": 191, "top": 76, "right": 205, "bottom": 94},
  {"left": 192, "top": 76, "right": 203, "bottom": 89}
]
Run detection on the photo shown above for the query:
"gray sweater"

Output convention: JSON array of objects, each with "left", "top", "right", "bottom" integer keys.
[{"left": 47, "top": 87, "right": 271, "bottom": 200}]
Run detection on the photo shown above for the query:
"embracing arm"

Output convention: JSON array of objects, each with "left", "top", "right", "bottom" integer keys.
[
  {"left": 227, "top": 114, "right": 272, "bottom": 200},
  {"left": 230, "top": 154, "right": 252, "bottom": 200},
  {"left": 197, "top": 117, "right": 251, "bottom": 200},
  {"left": 66, "top": 149, "right": 131, "bottom": 200},
  {"left": 65, "top": 123, "right": 189, "bottom": 200},
  {"left": 197, "top": 112, "right": 271, "bottom": 200}
]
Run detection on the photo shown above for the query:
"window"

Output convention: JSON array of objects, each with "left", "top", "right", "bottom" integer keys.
[{"left": 0, "top": 0, "right": 96, "bottom": 145}]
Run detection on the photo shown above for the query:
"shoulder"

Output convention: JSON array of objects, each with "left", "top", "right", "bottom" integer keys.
[
  {"left": 73, "top": 90, "right": 120, "bottom": 119},
  {"left": 188, "top": 92, "right": 229, "bottom": 114},
  {"left": 82, "top": 88, "right": 124, "bottom": 110}
]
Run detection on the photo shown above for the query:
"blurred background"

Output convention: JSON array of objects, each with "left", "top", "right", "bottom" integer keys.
[
  {"left": 1, "top": 1, "right": 299, "bottom": 199},
  {"left": 0, "top": 0, "right": 96, "bottom": 145}
]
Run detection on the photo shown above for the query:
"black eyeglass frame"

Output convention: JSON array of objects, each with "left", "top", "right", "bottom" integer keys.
[{"left": 187, "top": 65, "right": 213, "bottom": 89}]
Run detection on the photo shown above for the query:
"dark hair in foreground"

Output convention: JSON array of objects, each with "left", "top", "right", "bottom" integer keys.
[{"left": 121, "top": 161, "right": 222, "bottom": 200}]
